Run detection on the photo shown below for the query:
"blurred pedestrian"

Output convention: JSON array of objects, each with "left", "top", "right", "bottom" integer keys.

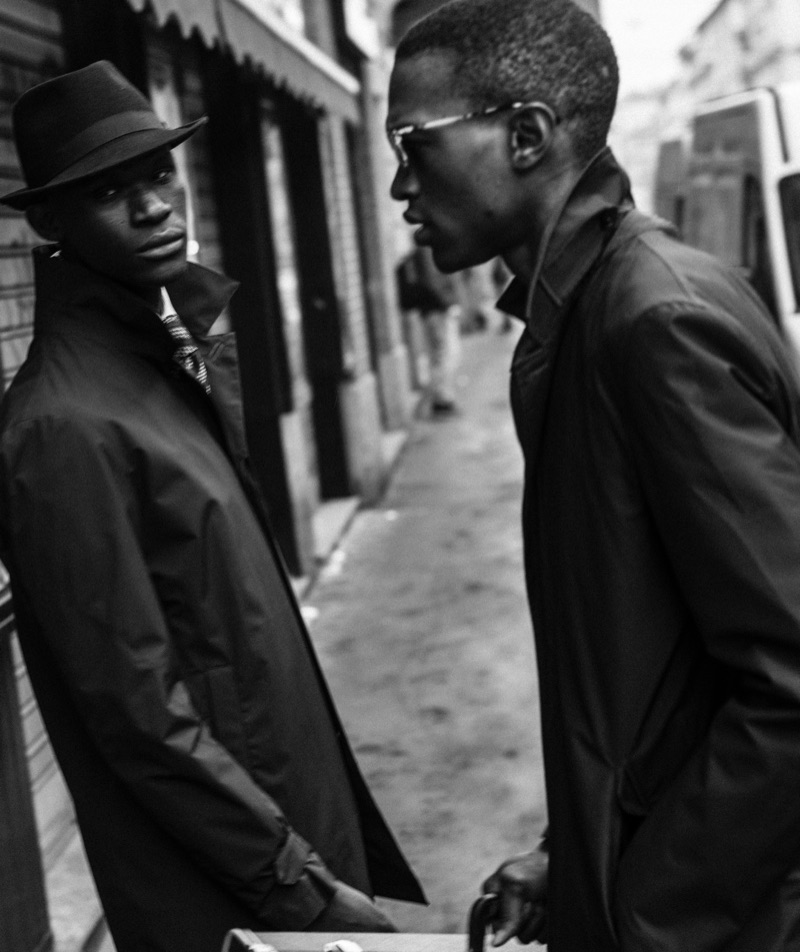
[
  {"left": 388, "top": 1, "right": 800, "bottom": 949},
  {"left": 0, "top": 61, "right": 424, "bottom": 952},
  {"left": 397, "top": 244, "right": 462, "bottom": 414}
]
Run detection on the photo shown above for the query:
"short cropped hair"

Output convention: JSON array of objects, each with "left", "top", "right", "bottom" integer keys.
[{"left": 395, "top": 0, "right": 619, "bottom": 165}]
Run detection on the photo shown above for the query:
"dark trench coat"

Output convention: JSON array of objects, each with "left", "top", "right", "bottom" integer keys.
[
  {"left": 502, "top": 149, "right": 800, "bottom": 951},
  {"left": 0, "top": 251, "right": 423, "bottom": 952}
]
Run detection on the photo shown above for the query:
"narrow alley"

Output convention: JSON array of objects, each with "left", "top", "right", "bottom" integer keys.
[{"left": 302, "top": 325, "right": 547, "bottom": 935}]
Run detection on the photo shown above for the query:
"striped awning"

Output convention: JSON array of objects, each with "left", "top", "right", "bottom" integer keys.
[
  {"left": 126, "top": 0, "right": 221, "bottom": 45},
  {"left": 219, "top": 0, "right": 361, "bottom": 122},
  {"left": 126, "top": 0, "right": 361, "bottom": 122}
]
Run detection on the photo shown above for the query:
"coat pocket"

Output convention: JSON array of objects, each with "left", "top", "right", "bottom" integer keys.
[{"left": 617, "top": 630, "right": 723, "bottom": 816}]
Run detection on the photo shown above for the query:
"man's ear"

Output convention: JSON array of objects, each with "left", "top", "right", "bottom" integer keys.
[
  {"left": 25, "top": 202, "right": 65, "bottom": 242},
  {"left": 508, "top": 105, "right": 557, "bottom": 171}
]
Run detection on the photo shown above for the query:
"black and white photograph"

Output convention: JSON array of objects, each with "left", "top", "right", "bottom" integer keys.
[{"left": 1, "top": 1, "right": 800, "bottom": 951}]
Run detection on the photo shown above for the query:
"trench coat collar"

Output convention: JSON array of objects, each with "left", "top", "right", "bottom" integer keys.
[
  {"left": 31, "top": 245, "right": 238, "bottom": 359},
  {"left": 496, "top": 147, "right": 634, "bottom": 341},
  {"left": 500, "top": 149, "right": 634, "bottom": 476}
]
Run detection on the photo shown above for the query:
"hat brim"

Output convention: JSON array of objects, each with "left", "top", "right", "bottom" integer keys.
[{"left": 0, "top": 116, "right": 207, "bottom": 210}]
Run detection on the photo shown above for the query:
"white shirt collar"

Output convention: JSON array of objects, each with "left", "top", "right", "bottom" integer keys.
[{"left": 159, "top": 287, "right": 177, "bottom": 318}]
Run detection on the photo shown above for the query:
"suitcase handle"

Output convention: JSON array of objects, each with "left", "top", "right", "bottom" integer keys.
[{"left": 467, "top": 893, "right": 499, "bottom": 952}]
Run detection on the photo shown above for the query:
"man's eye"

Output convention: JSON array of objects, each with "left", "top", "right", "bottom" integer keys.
[
  {"left": 402, "top": 138, "right": 425, "bottom": 164},
  {"left": 91, "top": 186, "right": 120, "bottom": 203},
  {"left": 153, "top": 167, "right": 174, "bottom": 184}
]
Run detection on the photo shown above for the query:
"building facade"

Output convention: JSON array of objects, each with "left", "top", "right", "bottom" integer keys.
[
  {"left": 679, "top": 0, "right": 800, "bottom": 103},
  {"left": 611, "top": 0, "right": 800, "bottom": 214}
]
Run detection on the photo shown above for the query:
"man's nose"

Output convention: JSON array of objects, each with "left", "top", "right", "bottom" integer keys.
[
  {"left": 130, "top": 186, "right": 171, "bottom": 223},
  {"left": 390, "top": 162, "right": 418, "bottom": 201}
]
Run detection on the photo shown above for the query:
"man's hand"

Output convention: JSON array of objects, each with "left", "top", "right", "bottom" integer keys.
[
  {"left": 482, "top": 851, "right": 548, "bottom": 946},
  {"left": 308, "top": 880, "right": 398, "bottom": 933}
]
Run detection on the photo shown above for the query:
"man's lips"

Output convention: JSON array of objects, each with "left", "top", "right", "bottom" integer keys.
[
  {"left": 137, "top": 228, "right": 186, "bottom": 259},
  {"left": 412, "top": 222, "right": 435, "bottom": 245},
  {"left": 404, "top": 212, "right": 432, "bottom": 244}
]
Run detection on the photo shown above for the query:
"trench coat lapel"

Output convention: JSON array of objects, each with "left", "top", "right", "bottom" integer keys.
[
  {"left": 506, "top": 150, "right": 643, "bottom": 476},
  {"left": 202, "top": 334, "right": 250, "bottom": 463},
  {"left": 509, "top": 209, "right": 617, "bottom": 474},
  {"left": 166, "top": 265, "right": 250, "bottom": 461}
]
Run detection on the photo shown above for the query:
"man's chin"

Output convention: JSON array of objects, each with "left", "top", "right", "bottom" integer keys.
[
  {"left": 430, "top": 244, "right": 487, "bottom": 274},
  {"left": 120, "top": 258, "right": 189, "bottom": 302},
  {"left": 152, "top": 257, "right": 190, "bottom": 287}
]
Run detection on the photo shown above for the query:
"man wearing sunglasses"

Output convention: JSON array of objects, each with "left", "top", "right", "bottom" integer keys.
[{"left": 388, "top": 1, "right": 800, "bottom": 951}]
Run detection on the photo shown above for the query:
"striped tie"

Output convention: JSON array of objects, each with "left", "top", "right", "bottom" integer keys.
[{"left": 161, "top": 310, "right": 210, "bottom": 394}]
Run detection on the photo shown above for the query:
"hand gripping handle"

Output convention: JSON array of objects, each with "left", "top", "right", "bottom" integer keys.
[{"left": 467, "top": 893, "right": 499, "bottom": 952}]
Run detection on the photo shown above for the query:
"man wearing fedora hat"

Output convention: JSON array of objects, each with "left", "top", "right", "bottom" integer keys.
[{"left": 0, "top": 60, "right": 424, "bottom": 952}]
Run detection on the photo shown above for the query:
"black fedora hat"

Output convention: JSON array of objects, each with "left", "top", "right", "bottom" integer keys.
[{"left": 0, "top": 60, "right": 206, "bottom": 210}]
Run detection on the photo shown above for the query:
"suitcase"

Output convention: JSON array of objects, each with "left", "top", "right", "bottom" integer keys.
[{"left": 222, "top": 894, "right": 498, "bottom": 952}]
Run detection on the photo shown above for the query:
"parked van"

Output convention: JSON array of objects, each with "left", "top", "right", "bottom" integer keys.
[{"left": 654, "top": 83, "right": 800, "bottom": 353}]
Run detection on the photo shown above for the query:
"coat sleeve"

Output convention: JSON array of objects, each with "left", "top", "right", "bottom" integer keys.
[
  {"left": 0, "top": 415, "right": 335, "bottom": 928},
  {"left": 614, "top": 301, "right": 800, "bottom": 950}
]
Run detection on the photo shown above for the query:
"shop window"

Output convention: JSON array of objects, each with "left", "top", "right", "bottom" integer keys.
[{"left": 260, "top": 102, "right": 307, "bottom": 387}]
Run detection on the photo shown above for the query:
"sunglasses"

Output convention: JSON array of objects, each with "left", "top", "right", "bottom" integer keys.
[{"left": 386, "top": 101, "right": 559, "bottom": 169}]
